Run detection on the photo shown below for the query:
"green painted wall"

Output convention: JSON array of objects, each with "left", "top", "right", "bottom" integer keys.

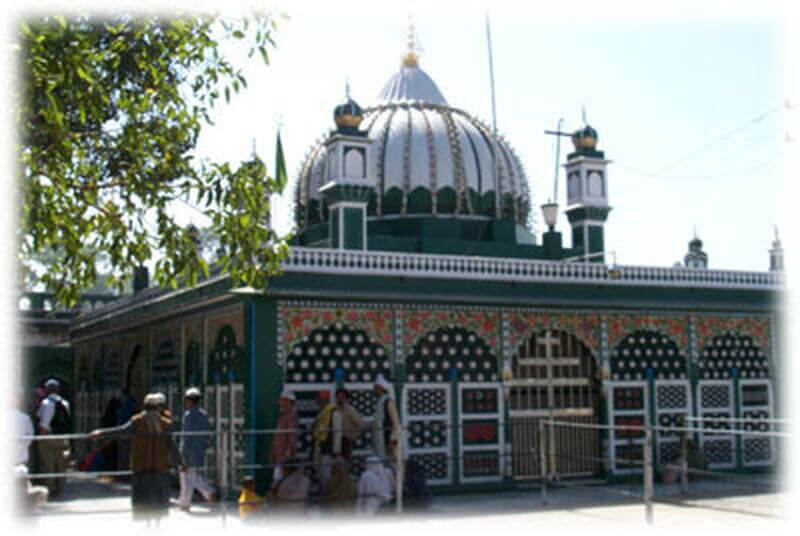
[
  {"left": 344, "top": 207, "right": 364, "bottom": 250},
  {"left": 246, "top": 298, "right": 283, "bottom": 495}
]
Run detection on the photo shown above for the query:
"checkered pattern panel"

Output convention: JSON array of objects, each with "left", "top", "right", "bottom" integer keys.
[
  {"left": 701, "top": 412, "right": 733, "bottom": 430},
  {"left": 657, "top": 412, "right": 686, "bottom": 438},
  {"left": 407, "top": 388, "right": 447, "bottom": 416},
  {"left": 657, "top": 384, "right": 687, "bottom": 409},
  {"left": 704, "top": 439, "right": 734, "bottom": 465},
  {"left": 743, "top": 438, "right": 772, "bottom": 464},
  {"left": 408, "top": 419, "right": 448, "bottom": 449},
  {"left": 742, "top": 411, "right": 771, "bottom": 432},
  {"left": 285, "top": 323, "right": 391, "bottom": 383},
  {"left": 406, "top": 327, "right": 498, "bottom": 383},
  {"left": 410, "top": 452, "right": 449, "bottom": 481},
  {"left": 611, "top": 330, "right": 687, "bottom": 381},
  {"left": 347, "top": 388, "right": 377, "bottom": 417},
  {"left": 698, "top": 333, "right": 769, "bottom": 380},
  {"left": 700, "top": 384, "right": 730, "bottom": 409}
]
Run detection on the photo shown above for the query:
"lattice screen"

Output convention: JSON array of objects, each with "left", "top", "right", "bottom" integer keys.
[
  {"left": 607, "top": 381, "right": 649, "bottom": 474},
  {"left": 459, "top": 383, "right": 504, "bottom": 483},
  {"left": 402, "top": 383, "right": 452, "bottom": 485},
  {"left": 739, "top": 379, "right": 775, "bottom": 466},
  {"left": 696, "top": 380, "right": 735, "bottom": 469}
]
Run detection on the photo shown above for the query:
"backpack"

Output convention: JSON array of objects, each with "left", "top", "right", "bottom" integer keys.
[{"left": 50, "top": 399, "right": 71, "bottom": 434}]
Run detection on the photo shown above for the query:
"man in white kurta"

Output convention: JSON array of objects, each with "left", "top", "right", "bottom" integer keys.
[{"left": 355, "top": 456, "right": 394, "bottom": 515}]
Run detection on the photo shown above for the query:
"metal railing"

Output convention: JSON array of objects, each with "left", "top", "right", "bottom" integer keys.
[
  {"left": 282, "top": 246, "right": 784, "bottom": 289},
  {"left": 17, "top": 417, "right": 786, "bottom": 522}
]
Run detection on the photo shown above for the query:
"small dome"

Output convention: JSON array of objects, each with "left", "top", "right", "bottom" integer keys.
[
  {"left": 334, "top": 97, "right": 363, "bottom": 129},
  {"left": 572, "top": 125, "right": 598, "bottom": 151}
]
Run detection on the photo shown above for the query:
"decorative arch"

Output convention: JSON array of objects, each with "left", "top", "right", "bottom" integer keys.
[
  {"left": 696, "top": 316, "right": 770, "bottom": 358},
  {"left": 208, "top": 325, "right": 243, "bottom": 383},
  {"left": 508, "top": 312, "right": 600, "bottom": 358},
  {"left": 184, "top": 339, "right": 203, "bottom": 386},
  {"left": 406, "top": 326, "right": 498, "bottom": 383},
  {"left": 610, "top": 329, "right": 688, "bottom": 381},
  {"left": 281, "top": 306, "right": 394, "bottom": 361},
  {"left": 285, "top": 323, "right": 391, "bottom": 384},
  {"left": 152, "top": 340, "right": 180, "bottom": 386},
  {"left": 607, "top": 314, "right": 689, "bottom": 357},
  {"left": 698, "top": 332, "right": 769, "bottom": 380},
  {"left": 509, "top": 328, "right": 599, "bottom": 412},
  {"left": 125, "top": 345, "right": 148, "bottom": 403},
  {"left": 402, "top": 310, "right": 499, "bottom": 358}
]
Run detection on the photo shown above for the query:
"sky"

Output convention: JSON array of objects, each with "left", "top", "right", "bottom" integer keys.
[
  {"left": 1, "top": 0, "right": 799, "bottom": 528},
  {"left": 162, "top": 0, "right": 798, "bottom": 273}
]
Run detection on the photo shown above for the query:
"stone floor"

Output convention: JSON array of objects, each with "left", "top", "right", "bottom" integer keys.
[{"left": 14, "top": 472, "right": 793, "bottom": 533}]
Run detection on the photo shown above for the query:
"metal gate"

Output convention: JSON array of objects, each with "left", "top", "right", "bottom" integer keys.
[{"left": 507, "top": 329, "right": 601, "bottom": 479}]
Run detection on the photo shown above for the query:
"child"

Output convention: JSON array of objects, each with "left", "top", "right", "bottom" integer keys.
[{"left": 238, "top": 476, "right": 265, "bottom": 519}]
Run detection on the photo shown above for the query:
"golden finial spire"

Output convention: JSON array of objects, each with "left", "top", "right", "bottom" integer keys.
[{"left": 402, "top": 14, "right": 420, "bottom": 67}]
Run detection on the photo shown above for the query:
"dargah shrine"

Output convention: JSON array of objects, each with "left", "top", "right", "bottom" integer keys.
[{"left": 60, "top": 37, "right": 784, "bottom": 493}]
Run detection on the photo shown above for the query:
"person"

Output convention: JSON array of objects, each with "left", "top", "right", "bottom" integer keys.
[
  {"left": 270, "top": 389, "right": 299, "bottom": 491},
  {"left": 35, "top": 379, "right": 71, "bottom": 498},
  {"left": 89, "top": 392, "right": 184, "bottom": 525},
  {"left": 177, "top": 387, "right": 216, "bottom": 511},
  {"left": 270, "top": 457, "right": 310, "bottom": 514},
  {"left": 14, "top": 391, "right": 49, "bottom": 513},
  {"left": 309, "top": 390, "right": 331, "bottom": 492},
  {"left": 325, "top": 456, "right": 356, "bottom": 509},
  {"left": 371, "top": 375, "right": 401, "bottom": 463},
  {"left": 238, "top": 476, "right": 265, "bottom": 519},
  {"left": 355, "top": 455, "right": 394, "bottom": 515},
  {"left": 313, "top": 388, "right": 363, "bottom": 490}
]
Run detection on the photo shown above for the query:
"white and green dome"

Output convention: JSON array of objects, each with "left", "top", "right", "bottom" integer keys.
[{"left": 295, "top": 53, "right": 531, "bottom": 229}]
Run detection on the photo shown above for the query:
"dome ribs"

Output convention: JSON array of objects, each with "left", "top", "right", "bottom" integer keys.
[
  {"left": 417, "top": 103, "right": 438, "bottom": 215},
  {"left": 375, "top": 107, "right": 398, "bottom": 216},
  {"left": 496, "top": 137, "right": 518, "bottom": 222},
  {"left": 402, "top": 106, "right": 413, "bottom": 214},
  {"left": 440, "top": 107, "right": 473, "bottom": 215}
]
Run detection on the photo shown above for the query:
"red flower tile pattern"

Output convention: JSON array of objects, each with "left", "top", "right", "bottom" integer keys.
[
  {"left": 279, "top": 305, "right": 394, "bottom": 360},
  {"left": 507, "top": 312, "right": 600, "bottom": 355}
]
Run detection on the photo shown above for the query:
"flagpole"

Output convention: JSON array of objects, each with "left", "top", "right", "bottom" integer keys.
[{"left": 486, "top": 14, "right": 500, "bottom": 217}]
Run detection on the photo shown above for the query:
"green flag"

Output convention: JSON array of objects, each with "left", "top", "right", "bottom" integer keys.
[{"left": 275, "top": 130, "right": 287, "bottom": 190}]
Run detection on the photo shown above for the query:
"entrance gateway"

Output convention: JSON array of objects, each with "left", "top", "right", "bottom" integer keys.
[{"left": 507, "top": 330, "right": 601, "bottom": 479}]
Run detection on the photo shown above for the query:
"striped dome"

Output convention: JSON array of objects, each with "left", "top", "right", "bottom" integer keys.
[{"left": 295, "top": 60, "right": 531, "bottom": 229}]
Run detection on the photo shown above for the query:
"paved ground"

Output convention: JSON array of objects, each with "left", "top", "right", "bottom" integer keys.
[{"left": 14, "top": 473, "right": 793, "bottom": 533}]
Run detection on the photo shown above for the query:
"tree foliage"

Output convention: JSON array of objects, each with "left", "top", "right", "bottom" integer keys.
[{"left": 18, "top": 13, "right": 290, "bottom": 306}]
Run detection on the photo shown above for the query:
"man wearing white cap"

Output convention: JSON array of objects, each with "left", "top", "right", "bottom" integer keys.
[
  {"left": 36, "top": 378, "right": 71, "bottom": 498},
  {"left": 270, "top": 389, "right": 299, "bottom": 489},
  {"left": 177, "top": 387, "right": 215, "bottom": 511},
  {"left": 371, "top": 375, "right": 401, "bottom": 463},
  {"left": 355, "top": 455, "right": 394, "bottom": 515}
]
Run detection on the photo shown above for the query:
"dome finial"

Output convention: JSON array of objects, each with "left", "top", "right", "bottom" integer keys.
[
  {"left": 402, "top": 14, "right": 420, "bottom": 67},
  {"left": 345, "top": 76, "right": 351, "bottom": 100}
]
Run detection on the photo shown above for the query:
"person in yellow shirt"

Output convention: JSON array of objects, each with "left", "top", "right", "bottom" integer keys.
[{"left": 238, "top": 476, "right": 265, "bottom": 519}]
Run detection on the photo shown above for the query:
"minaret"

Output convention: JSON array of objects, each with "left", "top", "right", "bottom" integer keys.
[
  {"left": 769, "top": 226, "right": 784, "bottom": 272},
  {"left": 684, "top": 230, "right": 708, "bottom": 269},
  {"left": 318, "top": 85, "right": 375, "bottom": 250},
  {"left": 564, "top": 117, "right": 612, "bottom": 262}
]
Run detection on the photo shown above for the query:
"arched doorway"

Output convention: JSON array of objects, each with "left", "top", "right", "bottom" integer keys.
[
  {"left": 508, "top": 329, "right": 601, "bottom": 479},
  {"left": 404, "top": 325, "right": 502, "bottom": 485}
]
